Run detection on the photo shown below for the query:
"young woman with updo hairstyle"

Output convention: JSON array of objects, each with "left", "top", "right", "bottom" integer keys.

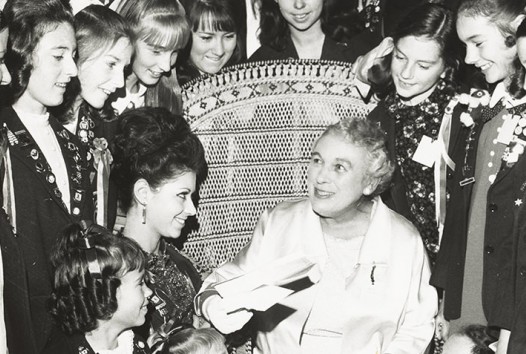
[
  {"left": 112, "top": 0, "right": 190, "bottom": 115},
  {"left": 176, "top": 0, "right": 244, "bottom": 86},
  {"left": 0, "top": 0, "right": 93, "bottom": 353},
  {"left": 111, "top": 107, "right": 207, "bottom": 339}
]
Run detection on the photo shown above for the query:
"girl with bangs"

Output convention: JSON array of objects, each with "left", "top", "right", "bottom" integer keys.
[
  {"left": 176, "top": 0, "right": 244, "bottom": 86},
  {"left": 51, "top": 5, "right": 133, "bottom": 228},
  {"left": 112, "top": 0, "right": 190, "bottom": 115},
  {"left": 54, "top": 5, "right": 132, "bottom": 148},
  {"left": 44, "top": 221, "right": 153, "bottom": 354}
]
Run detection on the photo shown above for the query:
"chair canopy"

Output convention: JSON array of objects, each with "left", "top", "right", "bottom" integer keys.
[{"left": 181, "top": 59, "right": 375, "bottom": 274}]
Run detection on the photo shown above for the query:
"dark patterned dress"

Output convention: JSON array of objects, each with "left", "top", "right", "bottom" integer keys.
[
  {"left": 384, "top": 81, "right": 453, "bottom": 263},
  {"left": 144, "top": 239, "right": 202, "bottom": 335}
]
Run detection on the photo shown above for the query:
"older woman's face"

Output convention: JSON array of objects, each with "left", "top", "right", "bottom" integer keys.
[{"left": 307, "top": 132, "right": 371, "bottom": 223}]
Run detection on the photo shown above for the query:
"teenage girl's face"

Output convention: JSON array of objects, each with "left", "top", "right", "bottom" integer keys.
[
  {"left": 78, "top": 37, "right": 132, "bottom": 109},
  {"left": 22, "top": 22, "right": 77, "bottom": 110},
  {"left": 132, "top": 39, "right": 178, "bottom": 86},
  {"left": 0, "top": 29, "right": 11, "bottom": 86},
  {"left": 517, "top": 37, "right": 526, "bottom": 89},
  {"left": 190, "top": 23, "right": 237, "bottom": 75},
  {"left": 277, "top": 0, "right": 324, "bottom": 34},
  {"left": 112, "top": 270, "right": 152, "bottom": 329},
  {"left": 457, "top": 14, "right": 516, "bottom": 84},
  {"left": 145, "top": 171, "right": 197, "bottom": 239},
  {"left": 391, "top": 35, "right": 445, "bottom": 103}
]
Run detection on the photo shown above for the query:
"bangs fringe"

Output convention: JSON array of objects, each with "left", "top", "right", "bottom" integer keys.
[
  {"left": 196, "top": 9, "right": 236, "bottom": 33},
  {"left": 138, "top": 14, "right": 190, "bottom": 50}
]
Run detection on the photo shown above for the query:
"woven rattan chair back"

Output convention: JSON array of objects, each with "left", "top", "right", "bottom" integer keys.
[{"left": 182, "top": 60, "right": 375, "bottom": 275}]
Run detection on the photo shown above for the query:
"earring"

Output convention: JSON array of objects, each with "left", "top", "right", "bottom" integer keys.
[{"left": 141, "top": 203, "right": 147, "bottom": 224}]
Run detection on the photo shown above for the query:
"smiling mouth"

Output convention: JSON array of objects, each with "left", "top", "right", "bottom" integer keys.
[
  {"left": 55, "top": 82, "right": 68, "bottom": 88},
  {"left": 293, "top": 12, "right": 309, "bottom": 21},
  {"left": 478, "top": 63, "right": 492, "bottom": 71},
  {"left": 175, "top": 217, "right": 186, "bottom": 225},
  {"left": 148, "top": 70, "right": 163, "bottom": 78},
  {"left": 314, "top": 188, "right": 333, "bottom": 198}
]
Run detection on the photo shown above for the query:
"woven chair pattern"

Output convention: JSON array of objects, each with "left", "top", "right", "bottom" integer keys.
[{"left": 182, "top": 60, "right": 376, "bottom": 275}]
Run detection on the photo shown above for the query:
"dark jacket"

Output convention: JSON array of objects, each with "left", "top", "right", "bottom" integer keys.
[
  {"left": 248, "top": 35, "right": 365, "bottom": 63},
  {"left": 431, "top": 104, "right": 526, "bottom": 330},
  {"left": 0, "top": 106, "right": 94, "bottom": 354},
  {"left": 368, "top": 95, "right": 468, "bottom": 224},
  {"left": 42, "top": 329, "right": 151, "bottom": 354}
]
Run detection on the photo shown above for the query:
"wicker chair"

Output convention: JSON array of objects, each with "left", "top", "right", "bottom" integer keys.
[{"left": 181, "top": 60, "right": 375, "bottom": 275}]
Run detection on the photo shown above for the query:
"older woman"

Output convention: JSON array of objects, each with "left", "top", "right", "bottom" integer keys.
[{"left": 196, "top": 117, "right": 438, "bottom": 353}]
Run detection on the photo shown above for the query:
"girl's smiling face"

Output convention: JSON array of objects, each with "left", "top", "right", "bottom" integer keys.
[
  {"left": 190, "top": 23, "right": 237, "bottom": 75},
  {"left": 20, "top": 22, "right": 77, "bottom": 111},
  {"left": 111, "top": 269, "right": 152, "bottom": 330},
  {"left": 457, "top": 14, "right": 517, "bottom": 84},
  {"left": 145, "top": 171, "right": 197, "bottom": 239},
  {"left": 78, "top": 37, "right": 132, "bottom": 109},
  {"left": 391, "top": 35, "right": 445, "bottom": 104}
]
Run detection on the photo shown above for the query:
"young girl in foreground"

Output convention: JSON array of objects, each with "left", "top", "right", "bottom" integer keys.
[{"left": 44, "top": 221, "right": 153, "bottom": 354}]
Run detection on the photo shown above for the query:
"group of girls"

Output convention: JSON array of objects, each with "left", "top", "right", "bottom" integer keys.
[
  {"left": 365, "top": 0, "right": 526, "bottom": 353},
  {"left": 3, "top": 0, "right": 526, "bottom": 353},
  {"left": 0, "top": 0, "right": 216, "bottom": 353}
]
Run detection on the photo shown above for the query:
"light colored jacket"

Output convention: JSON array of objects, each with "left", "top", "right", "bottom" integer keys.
[{"left": 200, "top": 197, "right": 437, "bottom": 354}]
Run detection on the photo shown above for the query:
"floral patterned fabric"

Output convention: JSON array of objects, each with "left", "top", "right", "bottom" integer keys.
[
  {"left": 146, "top": 240, "right": 196, "bottom": 334},
  {"left": 385, "top": 81, "right": 453, "bottom": 262}
]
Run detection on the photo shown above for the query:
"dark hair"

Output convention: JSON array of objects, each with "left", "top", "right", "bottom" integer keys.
[
  {"left": 111, "top": 107, "right": 208, "bottom": 212},
  {"left": 258, "top": 0, "right": 336, "bottom": 52},
  {"left": 458, "top": 0, "right": 526, "bottom": 41},
  {"left": 161, "top": 328, "right": 226, "bottom": 354},
  {"left": 49, "top": 221, "right": 147, "bottom": 335},
  {"left": 369, "top": 3, "right": 460, "bottom": 98},
  {"left": 318, "top": 116, "right": 394, "bottom": 197},
  {"left": 53, "top": 5, "right": 132, "bottom": 123},
  {"left": 4, "top": 0, "right": 74, "bottom": 102},
  {"left": 0, "top": 10, "right": 6, "bottom": 32},
  {"left": 451, "top": 324, "right": 495, "bottom": 354},
  {"left": 177, "top": 0, "right": 243, "bottom": 81},
  {"left": 508, "top": 17, "right": 526, "bottom": 99}
]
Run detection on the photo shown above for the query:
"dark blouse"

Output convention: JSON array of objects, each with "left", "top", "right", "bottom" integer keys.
[
  {"left": 371, "top": 80, "right": 453, "bottom": 263},
  {"left": 249, "top": 35, "right": 365, "bottom": 63},
  {"left": 142, "top": 239, "right": 202, "bottom": 336}
]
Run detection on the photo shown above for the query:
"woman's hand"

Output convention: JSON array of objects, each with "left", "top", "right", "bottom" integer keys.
[
  {"left": 352, "top": 37, "right": 394, "bottom": 84},
  {"left": 203, "top": 294, "right": 253, "bottom": 334}
]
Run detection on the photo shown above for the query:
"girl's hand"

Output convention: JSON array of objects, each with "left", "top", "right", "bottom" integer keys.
[
  {"left": 203, "top": 295, "right": 253, "bottom": 334},
  {"left": 353, "top": 37, "right": 394, "bottom": 84}
]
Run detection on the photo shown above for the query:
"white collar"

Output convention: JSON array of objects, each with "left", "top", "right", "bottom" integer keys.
[
  {"left": 13, "top": 106, "right": 50, "bottom": 127},
  {"left": 489, "top": 82, "right": 526, "bottom": 109}
]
